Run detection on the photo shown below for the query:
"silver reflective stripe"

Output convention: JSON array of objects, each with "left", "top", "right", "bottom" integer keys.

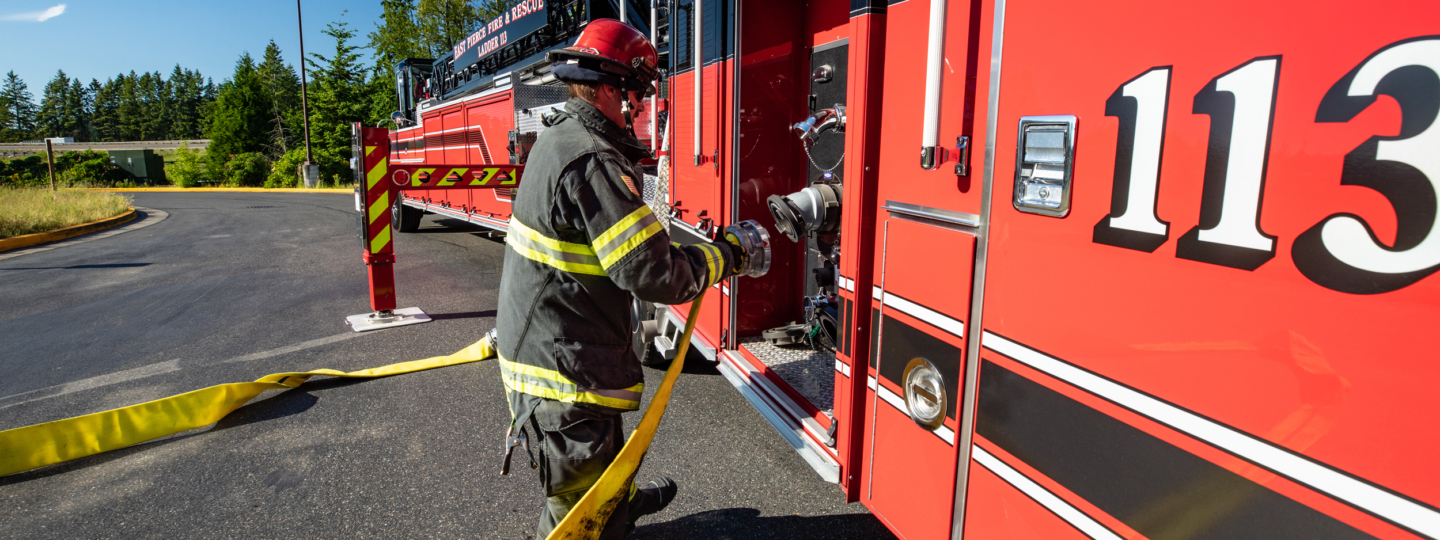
[{"left": 593, "top": 210, "right": 661, "bottom": 265}]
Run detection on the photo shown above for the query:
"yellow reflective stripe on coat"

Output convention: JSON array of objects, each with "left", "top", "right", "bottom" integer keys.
[
  {"left": 592, "top": 206, "right": 662, "bottom": 269},
  {"left": 507, "top": 218, "right": 607, "bottom": 276},
  {"left": 498, "top": 355, "right": 643, "bottom": 409},
  {"left": 697, "top": 243, "right": 721, "bottom": 287},
  {"left": 498, "top": 355, "right": 643, "bottom": 410},
  {"left": 0, "top": 337, "right": 497, "bottom": 478}
]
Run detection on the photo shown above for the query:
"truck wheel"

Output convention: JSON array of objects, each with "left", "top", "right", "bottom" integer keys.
[{"left": 393, "top": 198, "right": 422, "bottom": 232}]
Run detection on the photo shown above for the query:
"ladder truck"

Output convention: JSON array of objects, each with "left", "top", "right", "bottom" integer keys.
[{"left": 369, "top": 0, "right": 1440, "bottom": 537}]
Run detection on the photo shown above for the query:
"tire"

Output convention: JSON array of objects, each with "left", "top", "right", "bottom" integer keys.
[{"left": 393, "top": 198, "right": 422, "bottom": 232}]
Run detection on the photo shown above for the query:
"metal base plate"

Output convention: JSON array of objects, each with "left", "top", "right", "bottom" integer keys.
[{"left": 345, "top": 307, "right": 431, "bottom": 332}]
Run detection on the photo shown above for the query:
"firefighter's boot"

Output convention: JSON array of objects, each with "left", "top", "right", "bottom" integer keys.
[{"left": 627, "top": 477, "right": 677, "bottom": 526}]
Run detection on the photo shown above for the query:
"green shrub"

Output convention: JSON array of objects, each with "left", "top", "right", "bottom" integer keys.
[
  {"left": 0, "top": 156, "right": 46, "bottom": 187},
  {"left": 58, "top": 157, "right": 130, "bottom": 187},
  {"left": 1, "top": 152, "right": 130, "bottom": 188},
  {"left": 264, "top": 147, "right": 306, "bottom": 188},
  {"left": 221, "top": 152, "right": 268, "bottom": 187},
  {"left": 168, "top": 143, "right": 211, "bottom": 188}
]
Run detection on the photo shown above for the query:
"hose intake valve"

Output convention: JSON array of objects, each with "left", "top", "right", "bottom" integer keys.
[{"left": 725, "top": 220, "right": 773, "bottom": 278}]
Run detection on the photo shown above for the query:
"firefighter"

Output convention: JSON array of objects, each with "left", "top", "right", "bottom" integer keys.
[{"left": 493, "top": 19, "right": 748, "bottom": 539}]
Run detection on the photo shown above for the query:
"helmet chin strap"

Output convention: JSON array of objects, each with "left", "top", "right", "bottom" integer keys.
[{"left": 620, "top": 90, "right": 636, "bottom": 135}]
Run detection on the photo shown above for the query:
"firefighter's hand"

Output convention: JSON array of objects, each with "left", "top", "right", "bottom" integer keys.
[{"left": 724, "top": 232, "right": 747, "bottom": 274}]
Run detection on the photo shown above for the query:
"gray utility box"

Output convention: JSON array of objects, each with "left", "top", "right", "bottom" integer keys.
[{"left": 108, "top": 150, "right": 167, "bottom": 184}]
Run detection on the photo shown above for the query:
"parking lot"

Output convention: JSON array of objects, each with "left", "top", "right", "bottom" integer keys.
[{"left": 0, "top": 193, "right": 892, "bottom": 539}]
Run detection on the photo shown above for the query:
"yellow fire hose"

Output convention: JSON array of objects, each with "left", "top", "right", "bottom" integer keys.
[
  {"left": 0, "top": 299, "right": 703, "bottom": 539},
  {"left": 546, "top": 298, "right": 705, "bottom": 540},
  {"left": 0, "top": 338, "right": 496, "bottom": 477}
]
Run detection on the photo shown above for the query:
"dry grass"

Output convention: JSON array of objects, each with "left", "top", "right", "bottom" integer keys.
[{"left": 0, "top": 188, "right": 133, "bottom": 239}]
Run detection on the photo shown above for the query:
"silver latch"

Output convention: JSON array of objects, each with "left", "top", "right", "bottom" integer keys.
[{"left": 1013, "top": 115, "right": 1077, "bottom": 218}]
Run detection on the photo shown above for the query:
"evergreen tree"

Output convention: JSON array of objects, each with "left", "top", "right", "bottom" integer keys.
[
  {"left": 207, "top": 53, "right": 274, "bottom": 169},
  {"left": 0, "top": 71, "right": 38, "bottom": 142},
  {"left": 116, "top": 72, "right": 142, "bottom": 140},
  {"left": 368, "top": 0, "right": 427, "bottom": 126},
  {"left": 371, "top": 0, "right": 425, "bottom": 68},
  {"left": 136, "top": 71, "right": 167, "bottom": 139},
  {"left": 92, "top": 78, "right": 120, "bottom": 142},
  {"left": 306, "top": 18, "right": 369, "bottom": 178},
  {"left": 416, "top": 0, "right": 484, "bottom": 58},
  {"left": 37, "top": 70, "right": 71, "bottom": 138},
  {"left": 167, "top": 66, "right": 196, "bottom": 140},
  {"left": 68, "top": 79, "right": 90, "bottom": 141},
  {"left": 197, "top": 77, "right": 218, "bottom": 140},
  {"left": 256, "top": 40, "right": 302, "bottom": 159},
  {"left": 0, "top": 94, "right": 11, "bottom": 142}
]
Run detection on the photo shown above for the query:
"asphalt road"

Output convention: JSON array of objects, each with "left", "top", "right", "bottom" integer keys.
[{"left": 0, "top": 193, "right": 894, "bottom": 539}]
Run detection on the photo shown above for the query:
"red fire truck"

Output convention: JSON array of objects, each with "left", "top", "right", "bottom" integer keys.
[{"left": 364, "top": 0, "right": 1440, "bottom": 537}]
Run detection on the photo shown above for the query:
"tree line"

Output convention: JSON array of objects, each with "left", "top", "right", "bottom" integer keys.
[
  {"left": 0, "top": 67, "right": 213, "bottom": 144},
  {"left": 1, "top": 0, "right": 507, "bottom": 188}
]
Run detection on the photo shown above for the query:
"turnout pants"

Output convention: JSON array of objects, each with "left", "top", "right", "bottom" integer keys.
[{"left": 531, "top": 401, "right": 632, "bottom": 540}]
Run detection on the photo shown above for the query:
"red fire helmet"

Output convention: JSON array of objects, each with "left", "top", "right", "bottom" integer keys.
[{"left": 547, "top": 19, "right": 659, "bottom": 92}]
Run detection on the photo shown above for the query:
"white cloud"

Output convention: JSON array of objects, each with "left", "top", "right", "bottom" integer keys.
[{"left": 2, "top": 4, "right": 67, "bottom": 22}]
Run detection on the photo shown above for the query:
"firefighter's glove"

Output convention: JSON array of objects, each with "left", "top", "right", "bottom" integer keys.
[
  {"left": 724, "top": 232, "right": 748, "bottom": 274},
  {"left": 718, "top": 220, "right": 772, "bottom": 278}
]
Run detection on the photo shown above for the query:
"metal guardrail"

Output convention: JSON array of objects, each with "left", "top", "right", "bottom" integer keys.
[{"left": 0, "top": 140, "right": 211, "bottom": 156}]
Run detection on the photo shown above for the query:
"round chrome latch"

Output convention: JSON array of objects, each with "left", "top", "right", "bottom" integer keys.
[{"left": 903, "top": 358, "right": 946, "bottom": 431}]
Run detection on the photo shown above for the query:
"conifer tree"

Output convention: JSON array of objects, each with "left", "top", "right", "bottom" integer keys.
[
  {"left": 256, "top": 40, "right": 302, "bottom": 159},
  {"left": 91, "top": 78, "right": 117, "bottom": 142},
  {"left": 306, "top": 18, "right": 368, "bottom": 178},
  {"left": 0, "top": 71, "right": 38, "bottom": 142},
  {"left": 416, "top": 0, "right": 484, "bottom": 58},
  {"left": 67, "top": 79, "right": 90, "bottom": 141},
  {"left": 207, "top": 53, "right": 275, "bottom": 169},
  {"left": 116, "top": 72, "right": 142, "bottom": 141},
  {"left": 37, "top": 70, "right": 71, "bottom": 138}
]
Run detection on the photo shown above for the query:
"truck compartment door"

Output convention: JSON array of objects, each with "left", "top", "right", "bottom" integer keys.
[{"left": 865, "top": 215, "right": 975, "bottom": 539}]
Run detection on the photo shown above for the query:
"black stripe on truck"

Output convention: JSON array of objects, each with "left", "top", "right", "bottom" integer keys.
[
  {"left": 868, "top": 308, "right": 881, "bottom": 370},
  {"left": 976, "top": 359, "right": 1371, "bottom": 540},
  {"left": 878, "top": 315, "right": 962, "bottom": 420}
]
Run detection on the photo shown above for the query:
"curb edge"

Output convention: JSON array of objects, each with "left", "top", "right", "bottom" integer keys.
[{"left": 0, "top": 207, "right": 139, "bottom": 254}]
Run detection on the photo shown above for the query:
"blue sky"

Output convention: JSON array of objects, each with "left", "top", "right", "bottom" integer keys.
[{"left": 0, "top": 1, "right": 385, "bottom": 92}]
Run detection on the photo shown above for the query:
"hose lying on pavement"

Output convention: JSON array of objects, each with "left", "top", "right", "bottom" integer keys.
[
  {"left": 547, "top": 297, "right": 706, "bottom": 540},
  {"left": 1, "top": 296, "right": 704, "bottom": 540},
  {"left": 0, "top": 337, "right": 497, "bottom": 477}
]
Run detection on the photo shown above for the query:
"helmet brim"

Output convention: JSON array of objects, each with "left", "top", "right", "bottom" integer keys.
[{"left": 548, "top": 47, "right": 656, "bottom": 89}]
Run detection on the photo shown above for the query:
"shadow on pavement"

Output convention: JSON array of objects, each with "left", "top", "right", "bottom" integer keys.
[
  {"left": 632, "top": 508, "right": 898, "bottom": 540},
  {"left": 0, "top": 377, "right": 371, "bottom": 486},
  {"left": 430, "top": 310, "right": 497, "bottom": 321},
  {"left": 0, "top": 263, "right": 153, "bottom": 271},
  {"left": 415, "top": 218, "right": 489, "bottom": 233},
  {"left": 642, "top": 346, "right": 725, "bottom": 377}
]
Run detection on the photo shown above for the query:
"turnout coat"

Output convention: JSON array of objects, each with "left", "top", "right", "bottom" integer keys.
[{"left": 495, "top": 98, "right": 735, "bottom": 426}]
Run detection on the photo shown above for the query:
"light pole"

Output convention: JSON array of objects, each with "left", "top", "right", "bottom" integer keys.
[{"left": 297, "top": 0, "right": 318, "bottom": 187}]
